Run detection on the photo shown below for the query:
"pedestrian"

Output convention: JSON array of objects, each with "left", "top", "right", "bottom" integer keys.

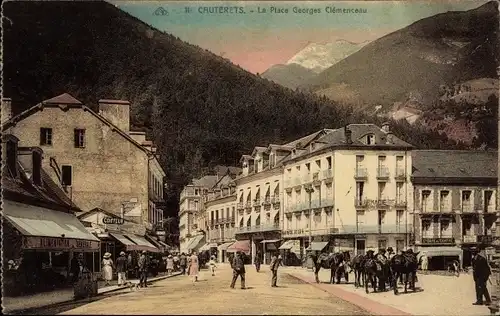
[
  {"left": 270, "top": 253, "right": 283, "bottom": 287},
  {"left": 421, "top": 254, "right": 429, "bottom": 272},
  {"left": 166, "top": 255, "right": 174, "bottom": 275},
  {"left": 255, "top": 251, "right": 262, "bottom": 272},
  {"left": 70, "top": 253, "right": 80, "bottom": 284},
  {"left": 173, "top": 254, "right": 180, "bottom": 271},
  {"left": 471, "top": 247, "right": 492, "bottom": 306},
  {"left": 209, "top": 255, "right": 217, "bottom": 276},
  {"left": 127, "top": 253, "right": 134, "bottom": 279},
  {"left": 116, "top": 251, "right": 128, "bottom": 286},
  {"left": 179, "top": 252, "right": 187, "bottom": 275},
  {"left": 138, "top": 250, "right": 149, "bottom": 288},
  {"left": 102, "top": 252, "right": 114, "bottom": 286},
  {"left": 188, "top": 251, "right": 200, "bottom": 282},
  {"left": 230, "top": 251, "right": 246, "bottom": 289}
]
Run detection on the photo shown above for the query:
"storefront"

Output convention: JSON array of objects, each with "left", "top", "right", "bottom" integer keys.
[
  {"left": 279, "top": 239, "right": 302, "bottom": 266},
  {"left": 218, "top": 241, "right": 235, "bottom": 263},
  {"left": 2, "top": 200, "right": 100, "bottom": 296},
  {"left": 184, "top": 234, "right": 206, "bottom": 254},
  {"left": 260, "top": 239, "right": 280, "bottom": 264}
]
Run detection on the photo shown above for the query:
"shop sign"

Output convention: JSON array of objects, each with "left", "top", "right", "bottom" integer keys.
[
  {"left": 24, "top": 236, "right": 100, "bottom": 250},
  {"left": 422, "top": 237, "right": 454, "bottom": 244},
  {"left": 156, "top": 231, "right": 166, "bottom": 236},
  {"left": 103, "top": 217, "right": 124, "bottom": 225},
  {"left": 354, "top": 234, "right": 366, "bottom": 239},
  {"left": 463, "top": 235, "right": 477, "bottom": 243}
]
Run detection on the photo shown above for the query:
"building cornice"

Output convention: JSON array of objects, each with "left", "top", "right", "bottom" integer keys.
[
  {"left": 411, "top": 177, "right": 497, "bottom": 186},
  {"left": 204, "top": 195, "right": 237, "bottom": 207},
  {"left": 235, "top": 167, "right": 282, "bottom": 185}
]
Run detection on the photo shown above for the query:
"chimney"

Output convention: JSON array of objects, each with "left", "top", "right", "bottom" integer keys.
[
  {"left": 2, "top": 134, "right": 19, "bottom": 178},
  {"left": 381, "top": 122, "right": 390, "bottom": 133},
  {"left": 344, "top": 126, "right": 352, "bottom": 144},
  {"left": 98, "top": 99, "right": 130, "bottom": 133},
  {"left": 18, "top": 147, "right": 43, "bottom": 185},
  {"left": 2, "top": 97, "right": 12, "bottom": 124}
]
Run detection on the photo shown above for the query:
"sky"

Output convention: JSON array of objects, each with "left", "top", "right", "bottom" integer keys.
[{"left": 116, "top": 1, "right": 490, "bottom": 74}]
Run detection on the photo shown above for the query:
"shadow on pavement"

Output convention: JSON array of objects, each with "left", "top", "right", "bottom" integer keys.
[{"left": 7, "top": 291, "right": 127, "bottom": 315}]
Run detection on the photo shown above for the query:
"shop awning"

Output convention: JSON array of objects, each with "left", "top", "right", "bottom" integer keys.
[
  {"left": 227, "top": 240, "right": 250, "bottom": 254},
  {"left": 3, "top": 200, "right": 100, "bottom": 252},
  {"left": 218, "top": 241, "right": 235, "bottom": 251},
  {"left": 109, "top": 232, "right": 139, "bottom": 251},
  {"left": 306, "top": 241, "right": 329, "bottom": 251},
  {"left": 157, "top": 240, "right": 171, "bottom": 250},
  {"left": 125, "top": 234, "right": 160, "bottom": 253},
  {"left": 261, "top": 239, "right": 280, "bottom": 243},
  {"left": 199, "top": 243, "right": 217, "bottom": 251},
  {"left": 146, "top": 236, "right": 167, "bottom": 252},
  {"left": 279, "top": 240, "right": 297, "bottom": 250},
  {"left": 186, "top": 234, "right": 205, "bottom": 252},
  {"left": 417, "top": 246, "right": 462, "bottom": 258}
]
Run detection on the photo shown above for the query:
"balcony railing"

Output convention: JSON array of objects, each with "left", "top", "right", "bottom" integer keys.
[
  {"left": 439, "top": 203, "right": 452, "bottom": 213},
  {"left": 322, "top": 169, "right": 333, "bottom": 180},
  {"left": 376, "top": 199, "right": 390, "bottom": 208},
  {"left": 234, "top": 224, "right": 281, "bottom": 234},
  {"left": 355, "top": 198, "right": 369, "bottom": 208},
  {"left": 395, "top": 200, "right": 407, "bottom": 208},
  {"left": 263, "top": 196, "right": 271, "bottom": 205},
  {"left": 237, "top": 202, "right": 244, "bottom": 210},
  {"left": 245, "top": 201, "right": 252, "bottom": 209},
  {"left": 321, "top": 199, "right": 334, "bottom": 207},
  {"left": 180, "top": 189, "right": 200, "bottom": 201},
  {"left": 253, "top": 199, "right": 261, "bottom": 207},
  {"left": 271, "top": 195, "right": 280, "bottom": 204},
  {"left": 377, "top": 167, "right": 390, "bottom": 179},
  {"left": 395, "top": 168, "right": 406, "bottom": 180},
  {"left": 354, "top": 168, "right": 368, "bottom": 179},
  {"left": 285, "top": 178, "right": 301, "bottom": 188},
  {"left": 463, "top": 235, "right": 478, "bottom": 243},
  {"left": 282, "top": 224, "right": 412, "bottom": 236}
]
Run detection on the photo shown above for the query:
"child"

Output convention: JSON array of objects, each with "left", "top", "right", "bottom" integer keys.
[{"left": 209, "top": 255, "right": 217, "bottom": 276}]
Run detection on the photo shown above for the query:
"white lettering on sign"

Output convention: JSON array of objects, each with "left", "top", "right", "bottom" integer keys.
[
  {"left": 103, "top": 217, "right": 124, "bottom": 225},
  {"left": 24, "top": 237, "right": 99, "bottom": 250}
]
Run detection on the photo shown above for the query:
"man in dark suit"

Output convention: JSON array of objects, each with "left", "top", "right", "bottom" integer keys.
[
  {"left": 270, "top": 253, "right": 283, "bottom": 287},
  {"left": 471, "top": 247, "right": 491, "bottom": 305},
  {"left": 230, "top": 251, "right": 246, "bottom": 289}
]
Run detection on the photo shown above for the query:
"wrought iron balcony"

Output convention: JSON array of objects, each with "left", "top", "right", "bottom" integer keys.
[
  {"left": 376, "top": 199, "right": 390, "bottom": 208},
  {"left": 237, "top": 202, "right": 244, "bottom": 210},
  {"left": 376, "top": 167, "right": 390, "bottom": 180},
  {"left": 395, "top": 200, "right": 407, "bottom": 208},
  {"left": 461, "top": 202, "right": 474, "bottom": 213},
  {"left": 263, "top": 196, "right": 271, "bottom": 206},
  {"left": 321, "top": 199, "right": 334, "bottom": 207},
  {"left": 395, "top": 168, "right": 406, "bottom": 180},
  {"left": 253, "top": 199, "right": 261, "bottom": 207},
  {"left": 355, "top": 198, "right": 369, "bottom": 208},
  {"left": 234, "top": 223, "right": 281, "bottom": 234},
  {"left": 354, "top": 168, "right": 368, "bottom": 180},
  {"left": 245, "top": 201, "right": 252, "bottom": 209},
  {"left": 322, "top": 169, "right": 333, "bottom": 180},
  {"left": 271, "top": 195, "right": 280, "bottom": 204}
]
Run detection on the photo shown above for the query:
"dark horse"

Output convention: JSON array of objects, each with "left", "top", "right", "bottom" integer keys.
[
  {"left": 390, "top": 250, "right": 419, "bottom": 295},
  {"left": 350, "top": 254, "right": 366, "bottom": 288},
  {"left": 310, "top": 251, "right": 351, "bottom": 284},
  {"left": 363, "top": 250, "right": 380, "bottom": 294}
]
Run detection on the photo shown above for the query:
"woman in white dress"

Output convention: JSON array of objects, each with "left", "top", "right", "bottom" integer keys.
[{"left": 102, "top": 252, "right": 114, "bottom": 286}]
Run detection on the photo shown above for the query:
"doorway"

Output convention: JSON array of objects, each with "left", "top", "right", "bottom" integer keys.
[{"left": 356, "top": 239, "right": 366, "bottom": 255}]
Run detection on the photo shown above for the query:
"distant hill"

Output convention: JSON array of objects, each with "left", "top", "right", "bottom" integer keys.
[
  {"left": 305, "top": 1, "right": 499, "bottom": 110},
  {"left": 3, "top": 1, "right": 472, "bottom": 224},
  {"left": 261, "top": 63, "right": 317, "bottom": 90}
]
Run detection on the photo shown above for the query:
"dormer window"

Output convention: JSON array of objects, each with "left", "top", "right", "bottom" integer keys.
[
  {"left": 366, "top": 134, "right": 375, "bottom": 145},
  {"left": 32, "top": 151, "right": 42, "bottom": 185}
]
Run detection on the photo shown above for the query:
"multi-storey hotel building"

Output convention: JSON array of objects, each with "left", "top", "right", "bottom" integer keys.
[{"left": 280, "top": 123, "right": 413, "bottom": 257}]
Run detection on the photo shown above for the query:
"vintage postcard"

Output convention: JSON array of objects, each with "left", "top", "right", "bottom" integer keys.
[{"left": 1, "top": 0, "right": 499, "bottom": 315}]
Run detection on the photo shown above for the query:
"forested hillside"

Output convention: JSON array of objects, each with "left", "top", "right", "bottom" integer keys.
[{"left": 3, "top": 1, "right": 469, "bottom": 221}]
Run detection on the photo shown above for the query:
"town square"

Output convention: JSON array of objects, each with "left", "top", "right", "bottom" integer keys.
[{"left": 2, "top": 0, "right": 500, "bottom": 315}]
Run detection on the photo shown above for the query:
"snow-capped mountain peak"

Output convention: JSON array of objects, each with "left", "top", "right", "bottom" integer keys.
[{"left": 286, "top": 39, "right": 370, "bottom": 73}]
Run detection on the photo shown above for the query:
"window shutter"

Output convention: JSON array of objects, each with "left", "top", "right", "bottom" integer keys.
[
  {"left": 74, "top": 129, "right": 79, "bottom": 147},
  {"left": 61, "top": 165, "right": 72, "bottom": 186}
]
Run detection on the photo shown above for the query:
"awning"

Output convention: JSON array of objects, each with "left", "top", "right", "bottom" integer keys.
[
  {"left": 199, "top": 243, "right": 211, "bottom": 251},
  {"left": 279, "top": 240, "right": 297, "bottom": 250},
  {"left": 306, "top": 241, "right": 329, "bottom": 251},
  {"left": 227, "top": 240, "right": 251, "bottom": 254},
  {"left": 3, "top": 200, "right": 100, "bottom": 252},
  {"left": 125, "top": 234, "right": 160, "bottom": 253},
  {"left": 110, "top": 232, "right": 139, "bottom": 251},
  {"left": 261, "top": 239, "right": 280, "bottom": 243},
  {"left": 157, "top": 240, "right": 171, "bottom": 250},
  {"left": 145, "top": 236, "right": 167, "bottom": 252},
  {"left": 218, "top": 241, "right": 235, "bottom": 251},
  {"left": 186, "top": 234, "right": 205, "bottom": 252},
  {"left": 417, "top": 246, "right": 462, "bottom": 258}
]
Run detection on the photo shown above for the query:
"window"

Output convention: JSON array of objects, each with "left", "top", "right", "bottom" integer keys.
[
  {"left": 462, "top": 190, "right": 472, "bottom": 210},
  {"left": 40, "top": 128, "right": 53, "bottom": 146},
  {"left": 356, "top": 182, "right": 364, "bottom": 203},
  {"left": 61, "top": 165, "right": 72, "bottom": 186},
  {"left": 356, "top": 155, "right": 364, "bottom": 168},
  {"left": 378, "top": 239, "right": 387, "bottom": 249},
  {"left": 396, "top": 210, "right": 404, "bottom": 226},
  {"left": 422, "top": 220, "right": 432, "bottom": 237},
  {"left": 396, "top": 182, "right": 404, "bottom": 202},
  {"left": 232, "top": 207, "right": 235, "bottom": 218},
  {"left": 421, "top": 190, "right": 431, "bottom": 212},
  {"left": 378, "top": 210, "right": 386, "bottom": 226},
  {"left": 484, "top": 190, "right": 495, "bottom": 212},
  {"left": 440, "top": 190, "right": 450, "bottom": 212},
  {"left": 326, "top": 157, "right": 332, "bottom": 169},
  {"left": 74, "top": 129, "right": 85, "bottom": 148},
  {"left": 215, "top": 210, "right": 219, "bottom": 221},
  {"left": 305, "top": 163, "right": 311, "bottom": 172},
  {"left": 440, "top": 220, "right": 452, "bottom": 237},
  {"left": 378, "top": 182, "right": 386, "bottom": 200},
  {"left": 356, "top": 210, "right": 365, "bottom": 229},
  {"left": 286, "top": 215, "right": 292, "bottom": 230},
  {"left": 378, "top": 156, "right": 386, "bottom": 168},
  {"left": 315, "top": 159, "right": 321, "bottom": 170}
]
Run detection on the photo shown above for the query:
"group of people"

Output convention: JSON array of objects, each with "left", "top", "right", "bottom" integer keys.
[
  {"left": 100, "top": 250, "right": 151, "bottom": 287},
  {"left": 229, "top": 250, "right": 283, "bottom": 289}
]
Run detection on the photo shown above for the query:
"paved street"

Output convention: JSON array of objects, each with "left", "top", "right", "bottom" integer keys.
[
  {"left": 56, "top": 264, "right": 368, "bottom": 315},
  {"left": 286, "top": 267, "right": 493, "bottom": 316}
]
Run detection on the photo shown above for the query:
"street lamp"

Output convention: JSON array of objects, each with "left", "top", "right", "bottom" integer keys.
[{"left": 304, "top": 186, "right": 314, "bottom": 252}]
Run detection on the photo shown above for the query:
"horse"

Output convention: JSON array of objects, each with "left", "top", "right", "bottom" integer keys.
[
  {"left": 350, "top": 254, "right": 366, "bottom": 288},
  {"left": 310, "top": 251, "right": 351, "bottom": 284},
  {"left": 390, "top": 250, "right": 420, "bottom": 295}
]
